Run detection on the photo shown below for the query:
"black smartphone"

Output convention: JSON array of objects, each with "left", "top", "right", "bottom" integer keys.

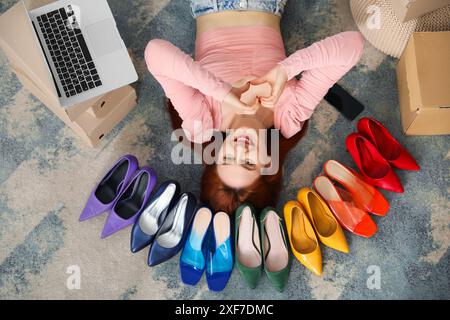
[{"left": 324, "top": 84, "right": 365, "bottom": 121}]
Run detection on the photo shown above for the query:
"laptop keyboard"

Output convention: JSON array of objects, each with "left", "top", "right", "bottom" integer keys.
[{"left": 36, "top": 5, "right": 102, "bottom": 98}]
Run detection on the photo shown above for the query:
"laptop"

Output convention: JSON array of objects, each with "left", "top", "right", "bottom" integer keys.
[{"left": 24, "top": 0, "right": 138, "bottom": 108}]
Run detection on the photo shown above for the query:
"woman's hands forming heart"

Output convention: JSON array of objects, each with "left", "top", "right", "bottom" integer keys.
[
  {"left": 223, "top": 82, "right": 259, "bottom": 115},
  {"left": 224, "top": 66, "right": 288, "bottom": 115},
  {"left": 250, "top": 64, "right": 288, "bottom": 108}
]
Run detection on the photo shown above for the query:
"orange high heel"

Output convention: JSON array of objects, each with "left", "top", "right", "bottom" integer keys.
[
  {"left": 324, "top": 160, "right": 390, "bottom": 216},
  {"left": 313, "top": 176, "right": 377, "bottom": 238}
]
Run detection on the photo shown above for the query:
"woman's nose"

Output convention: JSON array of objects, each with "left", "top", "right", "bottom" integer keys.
[{"left": 235, "top": 144, "right": 247, "bottom": 163}]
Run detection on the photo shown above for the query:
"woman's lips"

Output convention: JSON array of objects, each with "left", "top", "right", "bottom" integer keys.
[{"left": 235, "top": 135, "right": 251, "bottom": 146}]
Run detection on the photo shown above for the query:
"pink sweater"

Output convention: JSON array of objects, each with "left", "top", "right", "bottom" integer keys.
[{"left": 145, "top": 27, "right": 364, "bottom": 143}]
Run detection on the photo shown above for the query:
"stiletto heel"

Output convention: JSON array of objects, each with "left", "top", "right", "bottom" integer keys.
[
  {"left": 148, "top": 193, "right": 197, "bottom": 266},
  {"left": 260, "top": 208, "right": 291, "bottom": 292},
  {"left": 358, "top": 117, "right": 420, "bottom": 171},
  {"left": 297, "top": 188, "right": 349, "bottom": 253},
  {"left": 235, "top": 204, "right": 262, "bottom": 289},
  {"left": 101, "top": 167, "right": 157, "bottom": 238},
  {"left": 80, "top": 155, "right": 138, "bottom": 221},
  {"left": 346, "top": 133, "right": 404, "bottom": 193},
  {"left": 283, "top": 201, "right": 322, "bottom": 276},
  {"left": 130, "top": 180, "right": 180, "bottom": 253}
]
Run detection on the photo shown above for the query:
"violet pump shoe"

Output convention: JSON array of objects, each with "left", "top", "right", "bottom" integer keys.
[
  {"left": 80, "top": 155, "right": 138, "bottom": 222},
  {"left": 148, "top": 193, "right": 197, "bottom": 267},
  {"left": 101, "top": 168, "right": 157, "bottom": 239},
  {"left": 130, "top": 180, "right": 180, "bottom": 253}
]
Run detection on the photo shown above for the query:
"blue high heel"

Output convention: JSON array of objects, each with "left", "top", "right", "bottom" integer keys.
[
  {"left": 206, "top": 212, "right": 233, "bottom": 292},
  {"left": 130, "top": 180, "right": 180, "bottom": 253},
  {"left": 179, "top": 207, "right": 213, "bottom": 286}
]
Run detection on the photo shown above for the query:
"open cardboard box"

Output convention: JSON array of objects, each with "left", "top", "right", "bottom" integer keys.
[
  {"left": 0, "top": 0, "right": 137, "bottom": 146},
  {"left": 396, "top": 31, "right": 450, "bottom": 136},
  {"left": 387, "top": 0, "right": 450, "bottom": 22}
]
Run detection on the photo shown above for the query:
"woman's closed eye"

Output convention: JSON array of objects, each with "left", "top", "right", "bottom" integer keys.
[
  {"left": 242, "top": 161, "right": 257, "bottom": 171},
  {"left": 223, "top": 156, "right": 235, "bottom": 165}
]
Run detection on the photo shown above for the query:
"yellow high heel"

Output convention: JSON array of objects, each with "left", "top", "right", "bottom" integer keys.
[
  {"left": 297, "top": 188, "right": 349, "bottom": 254},
  {"left": 283, "top": 201, "right": 322, "bottom": 276}
]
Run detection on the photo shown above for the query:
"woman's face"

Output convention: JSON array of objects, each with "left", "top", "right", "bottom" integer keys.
[{"left": 216, "top": 127, "right": 271, "bottom": 189}]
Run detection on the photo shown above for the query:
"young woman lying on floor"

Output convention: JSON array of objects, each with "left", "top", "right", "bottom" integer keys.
[{"left": 145, "top": 0, "right": 364, "bottom": 213}]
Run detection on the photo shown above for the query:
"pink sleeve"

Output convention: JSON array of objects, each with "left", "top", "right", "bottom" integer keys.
[
  {"left": 145, "top": 39, "right": 231, "bottom": 143},
  {"left": 278, "top": 31, "right": 365, "bottom": 81},
  {"left": 145, "top": 39, "right": 232, "bottom": 101},
  {"left": 275, "top": 32, "right": 365, "bottom": 138}
]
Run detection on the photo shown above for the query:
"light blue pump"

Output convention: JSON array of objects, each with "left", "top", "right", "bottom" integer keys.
[
  {"left": 206, "top": 212, "right": 233, "bottom": 292},
  {"left": 179, "top": 207, "right": 212, "bottom": 286}
]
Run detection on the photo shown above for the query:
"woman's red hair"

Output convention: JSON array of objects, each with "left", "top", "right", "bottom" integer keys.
[{"left": 166, "top": 99, "right": 308, "bottom": 213}]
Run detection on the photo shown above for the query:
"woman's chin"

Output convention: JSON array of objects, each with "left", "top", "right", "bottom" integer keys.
[{"left": 231, "top": 115, "right": 265, "bottom": 130}]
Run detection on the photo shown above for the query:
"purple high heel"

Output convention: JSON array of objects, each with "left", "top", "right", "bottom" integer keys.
[
  {"left": 79, "top": 155, "right": 139, "bottom": 222},
  {"left": 101, "top": 167, "right": 157, "bottom": 238}
]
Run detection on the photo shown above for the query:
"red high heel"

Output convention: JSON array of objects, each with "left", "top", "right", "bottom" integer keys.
[
  {"left": 357, "top": 118, "right": 420, "bottom": 171},
  {"left": 346, "top": 133, "right": 404, "bottom": 193}
]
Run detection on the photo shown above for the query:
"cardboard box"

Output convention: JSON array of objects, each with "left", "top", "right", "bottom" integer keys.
[
  {"left": 388, "top": 0, "right": 450, "bottom": 22},
  {"left": 72, "top": 85, "right": 137, "bottom": 147},
  {"left": 396, "top": 32, "right": 450, "bottom": 136}
]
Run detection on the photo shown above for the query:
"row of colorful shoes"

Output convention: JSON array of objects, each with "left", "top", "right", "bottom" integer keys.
[
  {"left": 283, "top": 160, "right": 388, "bottom": 276},
  {"left": 78, "top": 154, "right": 375, "bottom": 290},
  {"left": 79, "top": 156, "right": 234, "bottom": 291},
  {"left": 79, "top": 154, "right": 292, "bottom": 292},
  {"left": 282, "top": 118, "right": 420, "bottom": 275},
  {"left": 79, "top": 117, "right": 419, "bottom": 290},
  {"left": 181, "top": 203, "right": 293, "bottom": 292}
]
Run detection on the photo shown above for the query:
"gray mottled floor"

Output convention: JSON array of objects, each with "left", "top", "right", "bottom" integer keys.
[{"left": 0, "top": 0, "right": 449, "bottom": 300}]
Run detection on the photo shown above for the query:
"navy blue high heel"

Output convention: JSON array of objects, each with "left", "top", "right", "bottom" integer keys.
[
  {"left": 147, "top": 192, "right": 197, "bottom": 266},
  {"left": 130, "top": 180, "right": 180, "bottom": 253}
]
